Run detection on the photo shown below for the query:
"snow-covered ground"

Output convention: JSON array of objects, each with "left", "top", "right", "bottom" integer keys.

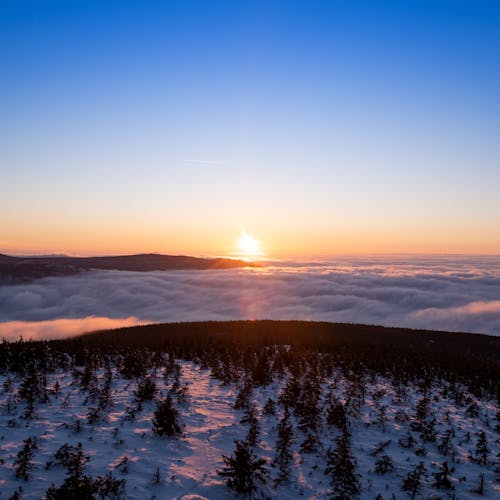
[{"left": 0, "top": 361, "right": 498, "bottom": 499}]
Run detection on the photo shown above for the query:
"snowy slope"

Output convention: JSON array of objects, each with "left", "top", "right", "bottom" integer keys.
[{"left": 0, "top": 361, "right": 498, "bottom": 499}]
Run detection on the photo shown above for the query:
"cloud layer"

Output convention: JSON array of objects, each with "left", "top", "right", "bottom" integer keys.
[
  {"left": 0, "top": 316, "right": 144, "bottom": 341},
  {"left": 0, "top": 256, "right": 499, "bottom": 339}
]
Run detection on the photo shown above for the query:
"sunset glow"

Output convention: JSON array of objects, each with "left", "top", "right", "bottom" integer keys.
[{"left": 1, "top": 2, "right": 499, "bottom": 259}]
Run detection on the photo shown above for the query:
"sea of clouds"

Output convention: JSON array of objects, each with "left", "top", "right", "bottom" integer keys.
[{"left": 0, "top": 256, "right": 499, "bottom": 340}]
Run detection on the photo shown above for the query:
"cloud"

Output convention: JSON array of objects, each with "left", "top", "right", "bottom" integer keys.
[
  {"left": 0, "top": 256, "right": 499, "bottom": 339},
  {"left": 0, "top": 316, "right": 144, "bottom": 341}
]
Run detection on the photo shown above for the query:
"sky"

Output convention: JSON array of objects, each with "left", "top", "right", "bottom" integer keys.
[{"left": 1, "top": 0, "right": 499, "bottom": 258}]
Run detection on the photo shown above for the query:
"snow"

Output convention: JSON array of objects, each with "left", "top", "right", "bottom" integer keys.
[{"left": 0, "top": 361, "right": 498, "bottom": 499}]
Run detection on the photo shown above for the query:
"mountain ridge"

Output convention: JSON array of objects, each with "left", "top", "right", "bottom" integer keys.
[{"left": 0, "top": 253, "right": 259, "bottom": 284}]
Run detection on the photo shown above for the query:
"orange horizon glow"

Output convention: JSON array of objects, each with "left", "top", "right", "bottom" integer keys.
[{"left": 2, "top": 225, "right": 500, "bottom": 259}]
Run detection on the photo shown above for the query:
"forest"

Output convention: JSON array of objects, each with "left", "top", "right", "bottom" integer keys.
[{"left": 0, "top": 320, "right": 498, "bottom": 498}]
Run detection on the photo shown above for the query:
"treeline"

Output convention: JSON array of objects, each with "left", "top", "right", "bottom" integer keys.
[{"left": 2, "top": 321, "right": 498, "bottom": 397}]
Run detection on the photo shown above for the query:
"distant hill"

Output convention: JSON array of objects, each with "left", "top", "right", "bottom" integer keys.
[
  {"left": 0, "top": 253, "right": 259, "bottom": 284},
  {"left": 73, "top": 319, "right": 500, "bottom": 376}
]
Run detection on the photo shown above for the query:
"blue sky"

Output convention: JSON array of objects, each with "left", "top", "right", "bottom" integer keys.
[{"left": 1, "top": 1, "right": 499, "bottom": 256}]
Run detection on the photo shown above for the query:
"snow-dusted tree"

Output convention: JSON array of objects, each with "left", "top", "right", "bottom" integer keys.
[
  {"left": 398, "top": 431, "right": 417, "bottom": 449},
  {"left": 14, "top": 436, "right": 38, "bottom": 481},
  {"left": 437, "top": 429, "right": 454, "bottom": 456},
  {"left": 86, "top": 406, "right": 101, "bottom": 425},
  {"left": 401, "top": 461, "right": 426, "bottom": 500},
  {"left": 296, "top": 369, "right": 322, "bottom": 433},
  {"left": 278, "top": 375, "right": 301, "bottom": 410},
  {"left": 411, "top": 396, "right": 429, "bottom": 433},
  {"left": 241, "top": 403, "right": 260, "bottom": 448},
  {"left": 8, "top": 489, "right": 22, "bottom": 500},
  {"left": 421, "top": 418, "right": 437, "bottom": 442},
  {"left": 219, "top": 440, "right": 267, "bottom": 494},
  {"left": 432, "top": 461, "right": 454, "bottom": 490},
  {"left": 94, "top": 472, "right": 127, "bottom": 498},
  {"left": 273, "top": 407, "right": 294, "bottom": 485},
  {"left": 326, "top": 394, "right": 347, "bottom": 431},
  {"left": 47, "top": 443, "right": 95, "bottom": 498},
  {"left": 300, "top": 433, "right": 319, "bottom": 454},
  {"left": 19, "top": 360, "right": 47, "bottom": 418},
  {"left": 152, "top": 466, "right": 161, "bottom": 484},
  {"left": 325, "top": 433, "right": 360, "bottom": 498},
  {"left": 374, "top": 455, "right": 395, "bottom": 475},
  {"left": 263, "top": 398, "right": 276, "bottom": 415},
  {"left": 233, "top": 378, "right": 253, "bottom": 410},
  {"left": 469, "top": 431, "right": 490, "bottom": 464},
  {"left": 152, "top": 395, "right": 181, "bottom": 436},
  {"left": 135, "top": 376, "right": 157, "bottom": 403},
  {"left": 465, "top": 399, "right": 479, "bottom": 418}
]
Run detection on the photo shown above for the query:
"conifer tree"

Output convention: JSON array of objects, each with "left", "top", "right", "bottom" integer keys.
[
  {"left": 374, "top": 455, "right": 395, "bottom": 475},
  {"left": 432, "top": 461, "right": 454, "bottom": 490},
  {"left": 469, "top": 431, "right": 489, "bottom": 464},
  {"left": 241, "top": 404, "right": 260, "bottom": 448},
  {"left": 437, "top": 429, "right": 454, "bottom": 456},
  {"left": 14, "top": 436, "right": 38, "bottom": 481},
  {"left": 135, "top": 376, "right": 157, "bottom": 403},
  {"left": 402, "top": 462, "right": 426, "bottom": 500},
  {"left": 152, "top": 395, "right": 181, "bottom": 436},
  {"left": 273, "top": 407, "right": 294, "bottom": 485},
  {"left": 233, "top": 378, "right": 253, "bottom": 410},
  {"left": 325, "top": 433, "right": 360, "bottom": 499},
  {"left": 278, "top": 375, "right": 301, "bottom": 410},
  {"left": 219, "top": 440, "right": 267, "bottom": 494},
  {"left": 326, "top": 394, "right": 348, "bottom": 431},
  {"left": 263, "top": 398, "right": 276, "bottom": 415},
  {"left": 300, "top": 433, "right": 319, "bottom": 454},
  {"left": 411, "top": 396, "right": 429, "bottom": 433}
]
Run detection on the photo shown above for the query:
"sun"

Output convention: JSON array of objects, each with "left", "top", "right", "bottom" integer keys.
[{"left": 237, "top": 232, "right": 261, "bottom": 259}]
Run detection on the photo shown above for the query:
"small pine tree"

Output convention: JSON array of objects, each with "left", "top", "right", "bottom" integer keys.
[
  {"left": 437, "top": 429, "right": 454, "bottom": 456},
  {"left": 152, "top": 395, "right": 181, "bottom": 437},
  {"left": 135, "top": 376, "right": 157, "bottom": 403},
  {"left": 94, "top": 472, "right": 126, "bottom": 498},
  {"left": 263, "top": 398, "right": 276, "bottom": 415},
  {"left": 273, "top": 407, "right": 294, "bottom": 485},
  {"left": 325, "top": 433, "right": 360, "bottom": 498},
  {"left": 326, "top": 394, "right": 348, "bottom": 431},
  {"left": 374, "top": 455, "right": 395, "bottom": 475},
  {"left": 465, "top": 399, "right": 479, "bottom": 418},
  {"left": 398, "top": 432, "right": 417, "bottom": 449},
  {"left": 233, "top": 379, "right": 253, "bottom": 410},
  {"left": 300, "top": 433, "right": 319, "bottom": 454},
  {"left": 411, "top": 396, "right": 429, "bottom": 432},
  {"left": 278, "top": 375, "right": 301, "bottom": 410},
  {"left": 8, "top": 489, "right": 22, "bottom": 500},
  {"left": 432, "top": 461, "right": 454, "bottom": 490},
  {"left": 241, "top": 404, "right": 260, "bottom": 448},
  {"left": 47, "top": 443, "right": 97, "bottom": 499},
  {"left": 152, "top": 466, "right": 161, "bottom": 484},
  {"left": 218, "top": 440, "right": 267, "bottom": 494},
  {"left": 470, "top": 431, "right": 489, "bottom": 464},
  {"left": 421, "top": 419, "right": 437, "bottom": 442},
  {"left": 402, "top": 462, "right": 426, "bottom": 500},
  {"left": 14, "top": 436, "right": 38, "bottom": 481}
]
